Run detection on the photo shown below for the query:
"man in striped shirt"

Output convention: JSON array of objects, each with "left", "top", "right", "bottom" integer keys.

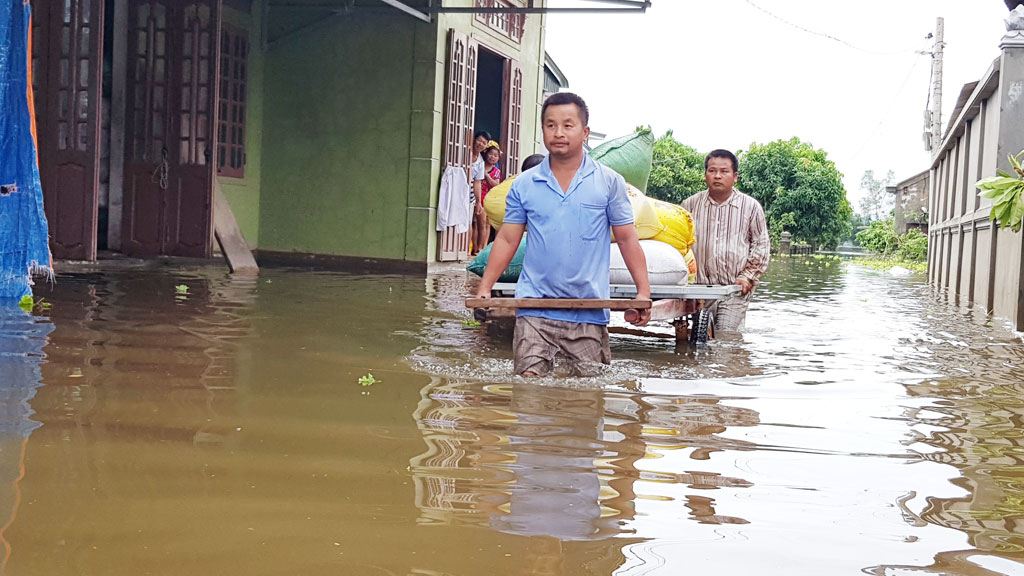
[{"left": 682, "top": 150, "right": 770, "bottom": 332}]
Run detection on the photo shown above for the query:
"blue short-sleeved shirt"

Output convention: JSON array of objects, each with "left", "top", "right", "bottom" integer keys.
[{"left": 504, "top": 154, "right": 633, "bottom": 325}]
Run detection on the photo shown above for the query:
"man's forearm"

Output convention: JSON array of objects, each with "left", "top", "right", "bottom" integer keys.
[
  {"left": 612, "top": 225, "right": 650, "bottom": 298},
  {"left": 740, "top": 212, "right": 771, "bottom": 284}
]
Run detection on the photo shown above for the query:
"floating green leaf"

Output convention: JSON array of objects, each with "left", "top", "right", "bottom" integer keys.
[
  {"left": 358, "top": 374, "right": 377, "bottom": 387},
  {"left": 18, "top": 295, "right": 33, "bottom": 312},
  {"left": 175, "top": 284, "right": 189, "bottom": 294},
  {"left": 461, "top": 318, "right": 481, "bottom": 329}
]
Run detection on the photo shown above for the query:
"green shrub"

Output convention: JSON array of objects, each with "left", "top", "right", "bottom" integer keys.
[
  {"left": 856, "top": 218, "right": 927, "bottom": 262},
  {"left": 896, "top": 229, "right": 928, "bottom": 261},
  {"left": 856, "top": 218, "right": 899, "bottom": 255}
]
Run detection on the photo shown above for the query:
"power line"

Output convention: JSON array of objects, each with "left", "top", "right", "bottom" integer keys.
[
  {"left": 741, "top": 0, "right": 921, "bottom": 56},
  {"left": 850, "top": 54, "right": 927, "bottom": 161}
]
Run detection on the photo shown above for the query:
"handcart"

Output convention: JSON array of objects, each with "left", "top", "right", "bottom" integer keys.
[{"left": 466, "top": 283, "right": 742, "bottom": 345}]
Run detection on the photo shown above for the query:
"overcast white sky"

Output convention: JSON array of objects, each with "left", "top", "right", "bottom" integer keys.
[{"left": 544, "top": 0, "right": 1010, "bottom": 209}]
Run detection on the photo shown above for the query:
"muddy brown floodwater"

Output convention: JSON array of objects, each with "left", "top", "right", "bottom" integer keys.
[{"left": 1, "top": 255, "right": 1023, "bottom": 575}]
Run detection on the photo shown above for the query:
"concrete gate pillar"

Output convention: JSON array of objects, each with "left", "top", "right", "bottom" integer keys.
[{"left": 1001, "top": 7, "right": 1024, "bottom": 330}]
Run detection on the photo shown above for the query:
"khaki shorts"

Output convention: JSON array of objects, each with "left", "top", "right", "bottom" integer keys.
[{"left": 513, "top": 316, "right": 611, "bottom": 376}]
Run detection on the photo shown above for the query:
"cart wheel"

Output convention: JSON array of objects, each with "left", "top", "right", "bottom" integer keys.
[{"left": 689, "top": 309, "right": 713, "bottom": 345}]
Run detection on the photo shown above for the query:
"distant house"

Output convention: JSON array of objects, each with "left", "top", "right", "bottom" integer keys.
[
  {"left": 543, "top": 51, "right": 569, "bottom": 100},
  {"left": 30, "top": 0, "right": 642, "bottom": 271},
  {"left": 889, "top": 171, "right": 929, "bottom": 235}
]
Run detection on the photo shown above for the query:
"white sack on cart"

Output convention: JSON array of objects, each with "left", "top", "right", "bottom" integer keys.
[{"left": 609, "top": 240, "right": 688, "bottom": 286}]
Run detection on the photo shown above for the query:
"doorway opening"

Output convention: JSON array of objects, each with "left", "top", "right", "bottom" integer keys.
[{"left": 474, "top": 48, "right": 504, "bottom": 153}]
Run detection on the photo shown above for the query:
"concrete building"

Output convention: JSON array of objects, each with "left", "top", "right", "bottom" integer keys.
[
  {"left": 890, "top": 170, "right": 929, "bottom": 235},
  {"left": 30, "top": 1, "right": 642, "bottom": 272}
]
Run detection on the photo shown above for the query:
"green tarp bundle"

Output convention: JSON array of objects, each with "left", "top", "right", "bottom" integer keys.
[
  {"left": 589, "top": 128, "right": 655, "bottom": 192},
  {"left": 466, "top": 236, "right": 527, "bottom": 283}
]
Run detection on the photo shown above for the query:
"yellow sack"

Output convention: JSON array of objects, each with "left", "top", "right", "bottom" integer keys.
[
  {"left": 483, "top": 176, "right": 515, "bottom": 231},
  {"left": 488, "top": 179, "right": 664, "bottom": 242},
  {"left": 684, "top": 249, "right": 698, "bottom": 284},
  {"left": 612, "top": 185, "right": 664, "bottom": 242},
  {"left": 650, "top": 199, "right": 696, "bottom": 255}
]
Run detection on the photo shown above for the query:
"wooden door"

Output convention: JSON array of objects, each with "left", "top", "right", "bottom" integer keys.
[
  {"left": 500, "top": 57, "right": 523, "bottom": 177},
  {"left": 462, "top": 37, "right": 478, "bottom": 173},
  {"left": 123, "top": 0, "right": 220, "bottom": 257},
  {"left": 438, "top": 30, "right": 478, "bottom": 262},
  {"left": 31, "top": 0, "right": 105, "bottom": 261}
]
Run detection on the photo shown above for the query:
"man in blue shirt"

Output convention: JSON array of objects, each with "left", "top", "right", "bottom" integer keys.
[{"left": 475, "top": 93, "right": 651, "bottom": 376}]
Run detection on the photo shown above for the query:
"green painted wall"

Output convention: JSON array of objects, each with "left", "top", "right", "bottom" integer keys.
[
  {"left": 260, "top": 12, "right": 429, "bottom": 260},
  {"left": 217, "top": 4, "right": 264, "bottom": 248},
  {"left": 256, "top": 2, "right": 549, "bottom": 264}
]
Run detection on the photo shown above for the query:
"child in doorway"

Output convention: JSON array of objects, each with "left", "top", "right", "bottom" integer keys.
[{"left": 481, "top": 141, "right": 502, "bottom": 202}]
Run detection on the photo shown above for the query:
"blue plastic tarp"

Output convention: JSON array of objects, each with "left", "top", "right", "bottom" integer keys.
[{"left": 0, "top": 1, "right": 51, "bottom": 303}]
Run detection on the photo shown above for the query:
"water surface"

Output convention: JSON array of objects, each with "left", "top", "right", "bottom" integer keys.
[{"left": 1, "top": 256, "right": 1022, "bottom": 575}]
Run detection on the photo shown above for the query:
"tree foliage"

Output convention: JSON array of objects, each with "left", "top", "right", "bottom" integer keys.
[
  {"left": 738, "top": 138, "right": 852, "bottom": 250},
  {"left": 856, "top": 218, "right": 927, "bottom": 261},
  {"left": 647, "top": 131, "right": 705, "bottom": 204},
  {"left": 858, "top": 169, "right": 895, "bottom": 222}
]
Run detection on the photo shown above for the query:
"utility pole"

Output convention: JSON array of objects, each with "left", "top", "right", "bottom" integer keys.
[{"left": 924, "top": 17, "right": 945, "bottom": 154}]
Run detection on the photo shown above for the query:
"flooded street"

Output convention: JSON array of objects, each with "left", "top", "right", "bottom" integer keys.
[{"left": 2, "top": 257, "right": 1024, "bottom": 575}]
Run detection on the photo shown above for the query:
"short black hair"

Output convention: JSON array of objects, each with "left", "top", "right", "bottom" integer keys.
[
  {"left": 521, "top": 154, "right": 545, "bottom": 172},
  {"left": 542, "top": 92, "right": 589, "bottom": 126},
  {"left": 705, "top": 149, "right": 739, "bottom": 172},
  {"left": 474, "top": 130, "right": 491, "bottom": 141}
]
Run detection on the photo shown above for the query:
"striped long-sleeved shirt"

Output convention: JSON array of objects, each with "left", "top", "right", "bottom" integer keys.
[{"left": 681, "top": 189, "right": 771, "bottom": 286}]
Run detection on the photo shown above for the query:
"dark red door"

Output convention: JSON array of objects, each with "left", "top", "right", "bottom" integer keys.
[
  {"left": 123, "top": 1, "right": 220, "bottom": 257},
  {"left": 31, "top": 0, "right": 104, "bottom": 261}
]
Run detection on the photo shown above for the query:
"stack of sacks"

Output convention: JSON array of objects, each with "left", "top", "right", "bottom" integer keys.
[
  {"left": 471, "top": 184, "right": 699, "bottom": 285},
  {"left": 472, "top": 128, "right": 699, "bottom": 285},
  {"left": 609, "top": 191, "right": 699, "bottom": 285},
  {"left": 483, "top": 182, "right": 667, "bottom": 245},
  {"left": 484, "top": 128, "right": 657, "bottom": 232}
]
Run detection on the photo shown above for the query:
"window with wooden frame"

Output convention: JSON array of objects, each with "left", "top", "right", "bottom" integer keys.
[
  {"left": 474, "top": 0, "right": 525, "bottom": 43},
  {"left": 217, "top": 25, "right": 248, "bottom": 178}
]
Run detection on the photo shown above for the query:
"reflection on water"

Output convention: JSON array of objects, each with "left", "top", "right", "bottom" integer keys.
[
  {"left": 0, "top": 309, "right": 52, "bottom": 573},
  {"left": 0, "top": 259, "right": 1021, "bottom": 575},
  {"left": 410, "top": 378, "right": 759, "bottom": 541}
]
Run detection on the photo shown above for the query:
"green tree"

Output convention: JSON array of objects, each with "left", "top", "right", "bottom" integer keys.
[
  {"left": 647, "top": 131, "right": 705, "bottom": 204},
  {"left": 858, "top": 169, "right": 895, "bottom": 222},
  {"left": 738, "top": 137, "right": 852, "bottom": 250}
]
